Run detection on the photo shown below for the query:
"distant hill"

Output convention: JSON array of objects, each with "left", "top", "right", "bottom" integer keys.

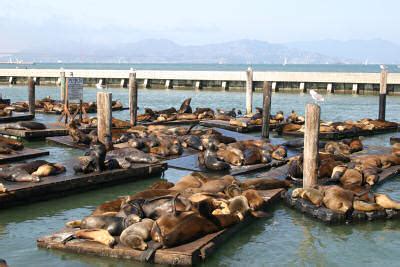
[
  {"left": 1, "top": 38, "right": 399, "bottom": 64},
  {"left": 286, "top": 39, "right": 400, "bottom": 64}
]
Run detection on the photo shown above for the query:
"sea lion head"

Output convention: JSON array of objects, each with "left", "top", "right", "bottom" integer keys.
[
  {"left": 331, "top": 165, "right": 347, "bottom": 180},
  {"left": 224, "top": 183, "right": 242, "bottom": 198},
  {"left": 291, "top": 188, "right": 304, "bottom": 198},
  {"left": 271, "top": 146, "right": 287, "bottom": 160}
]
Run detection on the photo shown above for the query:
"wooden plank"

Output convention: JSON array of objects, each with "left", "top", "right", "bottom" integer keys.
[
  {"left": 141, "top": 119, "right": 200, "bottom": 126},
  {"left": 200, "top": 119, "right": 280, "bottom": 133},
  {"left": 167, "top": 153, "right": 287, "bottom": 175},
  {"left": 0, "top": 114, "right": 34, "bottom": 123},
  {"left": 0, "top": 147, "right": 49, "bottom": 163},
  {"left": 36, "top": 188, "right": 284, "bottom": 266},
  {"left": 281, "top": 126, "right": 399, "bottom": 140},
  {"left": 0, "top": 159, "right": 167, "bottom": 208},
  {"left": 36, "top": 107, "right": 128, "bottom": 114},
  {"left": 0, "top": 123, "right": 69, "bottom": 139}
]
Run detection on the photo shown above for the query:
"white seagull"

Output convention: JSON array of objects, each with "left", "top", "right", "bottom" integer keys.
[
  {"left": 309, "top": 89, "right": 324, "bottom": 103},
  {"left": 380, "top": 64, "right": 387, "bottom": 70}
]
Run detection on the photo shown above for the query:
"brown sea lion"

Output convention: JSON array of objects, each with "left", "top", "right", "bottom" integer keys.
[
  {"left": 375, "top": 193, "right": 400, "bottom": 209},
  {"left": 229, "top": 118, "right": 249, "bottom": 128},
  {"left": 176, "top": 113, "right": 197, "bottom": 120},
  {"left": 282, "top": 124, "right": 302, "bottom": 133},
  {"left": 0, "top": 183, "right": 6, "bottom": 193},
  {"left": 200, "top": 175, "right": 237, "bottom": 193},
  {"left": 241, "top": 178, "right": 291, "bottom": 190},
  {"left": 340, "top": 168, "right": 363, "bottom": 188},
  {"left": 271, "top": 146, "right": 287, "bottom": 160},
  {"left": 199, "top": 144, "right": 231, "bottom": 171},
  {"left": 79, "top": 215, "right": 129, "bottom": 235},
  {"left": 331, "top": 165, "right": 347, "bottom": 180},
  {"left": 393, "top": 143, "right": 400, "bottom": 157},
  {"left": 31, "top": 163, "right": 66, "bottom": 177},
  {"left": 169, "top": 172, "right": 208, "bottom": 191},
  {"left": 353, "top": 200, "right": 383, "bottom": 212},
  {"left": 178, "top": 98, "right": 192, "bottom": 114},
  {"left": 292, "top": 188, "right": 324, "bottom": 207},
  {"left": 120, "top": 219, "right": 154, "bottom": 250},
  {"left": 73, "top": 229, "right": 116, "bottom": 247},
  {"left": 321, "top": 185, "right": 354, "bottom": 214},
  {"left": 378, "top": 154, "right": 400, "bottom": 168},
  {"left": 151, "top": 211, "right": 219, "bottom": 248},
  {"left": 216, "top": 147, "right": 243, "bottom": 166},
  {"left": 242, "top": 189, "right": 265, "bottom": 210}
]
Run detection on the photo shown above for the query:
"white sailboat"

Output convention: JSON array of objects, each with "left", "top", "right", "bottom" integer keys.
[{"left": 283, "top": 57, "right": 288, "bottom": 66}]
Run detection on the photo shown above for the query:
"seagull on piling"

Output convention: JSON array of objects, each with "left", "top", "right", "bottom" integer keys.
[{"left": 309, "top": 89, "right": 324, "bottom": 103}]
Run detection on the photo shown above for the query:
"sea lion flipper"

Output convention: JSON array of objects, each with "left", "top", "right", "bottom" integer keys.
[
  {"left": 139, "top": 240, "right": 162, "bottom": 263},
  {"left": 61, "top": 233, "right": 76, "bottom": 245},
  {"left": 250, "top": 210, "right": 270, "bottom": 218}
]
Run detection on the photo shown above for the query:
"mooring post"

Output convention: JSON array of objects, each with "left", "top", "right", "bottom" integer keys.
[
  {"left": 261, "top": 81, "right": 272, "bottom": 139},
  {"left": 97, "top": 92, "right": 113, "bottom": 149},
  {"left": 129, "top": 71, "right": 138, "bottom": 126},
  {"left": 28, "top": 77, "right": 35, "bottom": 117},
  {"left": 60, "top": 71, "right": 66, "bottom": 102},
  {"left": 303, "top": 103, "right": 321, "bottom": 188},
  {"left": 246, "top": 67, "right": 253, "bottom": 114},
  {"left": 379, "top": 69, "right": 388, "bottom": 121}
]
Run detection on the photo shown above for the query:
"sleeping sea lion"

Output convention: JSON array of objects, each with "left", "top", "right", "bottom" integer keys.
[
  {"left": 241, "top": 178, "right": 291, "bottom": 190},
  {"left": 292, "top": 188, "right": 323, "bottom": 206},
  {"left": 80, "top": 215, "right": 127, "bottom": 235},
  {"left": 353, "top": 200, "right": 383, "bottom": 212},
  {"left": 31, "top": 163, "right": 66, "bottom": 177},
  {"left": 321, "top": 185, "right": 354, "bottom": 214},
  {"left": 151, "top": 211, "right": 219, "bottom": 248},
  {"left": 72, "top": 229, "right": 116, "bottom": 247},
  {"left": 176, "top": 113, "right": 197, "bottom": 120},
  {"left": 271, "top": 146, "right": 287, "bottom": 160},
  {"left": 331, "top": 165, "right": 347, "bottom": 181},
  {"left": 0, "top": 168, "right": 40, "bottom": 182},
  {"left": 340, "top": 168, "right": 363, "bottom": 188},
  {"left": 393, "top": 143, "right": 400, "bottom": 157},
  {"left": 200, "top": 175, "right": 237, "bottom": 193},
  {"left": 0, "top": 183, "right": 6, "bottom": 193},
  {"left": 216, "top": 146, "right": 243, "bottom": 166},
  {"left": 17, "top": 121, "right": 46, "bottom": 130},
  {"left": 120, "top": 219, "right": 154, "bottom": 250},
  {"left": 242, "top": 189, "right": 265, "bottom": 210},
  {"left": 375, "top": 193, "right": 400, "bottom": 209}
]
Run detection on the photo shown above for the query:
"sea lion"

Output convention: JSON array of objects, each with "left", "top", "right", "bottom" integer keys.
[
  {"left": 353, "top": 200, "right": 383, "bottom": 212},
  {"left": 348, "top": 139, "right": 363, "bottom": 153},
  {"left": 178, "top": 98, "right": 192, "bottom": 114},
  {"left": 68, "top": 120, "right": 92, "bottom": 145},
  {"left": 241, "top": 178, "right": 291, "bottom": 190},
  {"left": 181, "top": 135, "right": 203, "bottom": 150},
  {"left": 229, "top": 118, "right": 249, "bottom": 128},
  {"left": 176, "top": 113, "right": 197, "bottom": 120},
  {"left": 375, "top": 193, "right": 400, "bottom": 209},
  {"left": 0, "top": 183, "right": 6, "bottom": 193},
  {"left": 0, "top": 136, "right": 24, "bottom": 150},
  {"left": 199, "top": 143, "right": 231, "bottom": 171},
  {"left": 120, "top": 219, "right": 154, "bottom": 250},
  {"left": 242, "top": 189, "right": 265, "bottom": 210},
  {"left": 216, "top": 146, "right": 243, "bottom": 166},
  {"left": 17, "top": 121, "right": 46, "bottom": 130},
  {"left": 281, "top": 123, "right": 302, "bottom": 133},
  {"left": 340, "top": 168, "right": 363, "bottom": 188},
  {"left": 200, "top": 175, "right": 237, "bottom": 193},
  {"left": 80, "top": 215, "right": 127, "bottom": 235},
  {"left": 331, "top": 165, "right": 347, "bottom": 181},
  {"left": 169, "top": 172, "right": 208, "bottom": 191},
  {"left": 0, "top": 168, "right": 40, "bottom": 182},
  {"left": 271, "top": 146, "right": 287, "bottom": 160},
  {"left": 393, "top": 143, "right": 400, "bottom": 157},
  {"left": 228, "top": 195, "right": 250, "bottom": 218},
  {"left": 292, "top": 188, "right": 323, "bottom": 206},
  {"left": 151, "top": 211, "right": 219, "bottom": 248},
  {"left": 72, "top": 229, "right": 116, "bottom": 247},
  {"left": 321, "top": 185, "right": 354, "bottom": 214},
  {"left": 31, "top": 163, "right": 66, "bottom": 177},
  {"left": 378, "top": 154, "right": 400, "bottom": 168}
]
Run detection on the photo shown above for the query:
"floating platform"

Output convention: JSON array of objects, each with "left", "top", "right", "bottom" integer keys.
[
  {"left": 199, "top": 120, "right": 280, "bottom": 133},
  {"left": 167, "top": 154, "right": 287, "bottom": 176},
  {"left": 36, "top": 107, "right": 129, "bottom": 115},
  {"left": 285, "top": 161, "right": 400, "bottom": 224},
  {"left": 280, "top": 126, "right": 399, "bottom": 140},
  {"left": 142, "top": 119, "right": 200, "bottom": 126},
  {"left": 0, "top": 113, "right": 34, "bottom": 123},
  {"left": 0, "top": 159, "right": 167, "bottom": 208},
  {"left": 37, "top": 188, "right": 285, "bottom": 266},
  {"left": 0, "top": 124, "right": 68, "bottom": 140},
  {"left": 0, "top": 147, "right": 49, "bottom": 163}
]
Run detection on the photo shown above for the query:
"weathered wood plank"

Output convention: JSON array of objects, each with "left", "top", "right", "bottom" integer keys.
[
  {"left": 0, "top": 114, "right": 34, "bottom": 123},
  {"left": 200, "top": 119, "right": 280, "bottom": 133},
  {"left": 0, "top": 147, "right": 49, "bottom": 163}
]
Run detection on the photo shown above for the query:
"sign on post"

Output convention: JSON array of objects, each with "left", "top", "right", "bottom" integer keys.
[{"left": 67, "top": 77, "right": 83, "bottom": 101}]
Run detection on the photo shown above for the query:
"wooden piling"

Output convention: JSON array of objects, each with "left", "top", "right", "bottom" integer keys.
[
  {"left": 60, "top": 71, "right": 66, "bottom": 102},
  {"left": 246, "top": 67, "right": 253, "bottom": 114},
  {"left": 97, "top": 92, "right": 112, "bottom": 149},
  {"left": 261, "top": 81, "right": 272, "bottom": 139},
  {"left": 28, "top": 77, "right": 35, "bottom": 116},
  {"left": 128, "top": 71, "right": 138, "bottom": 126},
  {"left": 303, "top": 103, "right": 321, "bottom": 188},
  {"left": 379, "top": 70, "right": 388, "bottom": 121}
]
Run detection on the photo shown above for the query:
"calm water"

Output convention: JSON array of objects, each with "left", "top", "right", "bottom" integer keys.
[{"left": 0, "top": 85, "right": 400, "bottom": 266}]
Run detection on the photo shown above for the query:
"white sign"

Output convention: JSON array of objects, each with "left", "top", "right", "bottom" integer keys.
[{"left": 68, "top": 77, "right": 83, "bottom": 101}]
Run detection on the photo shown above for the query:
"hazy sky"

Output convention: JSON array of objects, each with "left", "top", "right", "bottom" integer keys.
[{"left": 0, "top": 0, "right": 398, "bottom": 51}]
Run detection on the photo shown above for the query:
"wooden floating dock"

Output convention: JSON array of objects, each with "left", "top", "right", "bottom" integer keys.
[
  {"left": 0, "top": 126, "right": 68, "bottom": 140},
  {"left": 280, "top": 126, "right": 399, "bottom": 140},
  {"left": 285, "top": 146, "right": 400, "bottom": 224},
  {"left": 0, "top": 113, "right": 34, "bottom": 123},
  {"left": 142, "top": 119, "right": 200, "bottom": 126},
  {"left": 0, "top": 159, "right": 167, "bottom": 208},
  {"left": 200, "top": 119, "right": 280, "bottom": 133},
  {"left": 37, "top": 188, "right": 285, "bottom": 266},
  {"left": 35, "top": 107, "right": 129, "bottom": 115},
  {"left": 0, "top": 147, "right": 49, "bottom": 163},
  {"left": 167, "top": 154, "right": 287, "bottom": 176}
]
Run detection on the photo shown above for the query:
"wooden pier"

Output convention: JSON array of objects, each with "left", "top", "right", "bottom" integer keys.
[
  {"left": 0, "top": 114, "right": 34, "bottom": 123},
  {"left": 37, "top": 188, "right": 284, "bottom": 266},
  {"left": 0, "top": 159, "right": 167, "bottom": 208},
  {"left": 0, "top": 147, "right": 49, "bottom": 163},
  {"left": 200, "top": 120, "right": 280, "bottom": 133}
]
